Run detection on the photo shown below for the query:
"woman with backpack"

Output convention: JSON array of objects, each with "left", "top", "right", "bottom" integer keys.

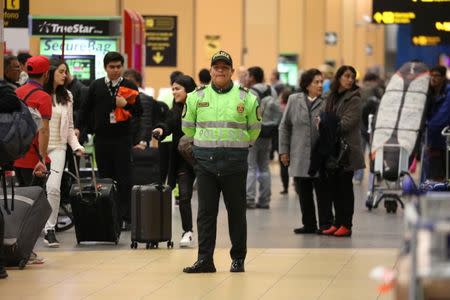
[
  {"left": 278, "top": 69, "right": 333, "bottom": 235},
  {"left": 43, "top": 58, "right": 85, "bottom": 247},
  {"left": 152, "top": 75, "right": 197, "bottom": 247}
]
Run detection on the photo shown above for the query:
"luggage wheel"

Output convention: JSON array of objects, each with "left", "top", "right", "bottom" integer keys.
[
  {"left": 365, "top": 195, "right": 374, "bottom": 211},
  {"left": 167, "top": 241, "right": 174, "bottom": 248},
  {"left": 384, "top": 200, "right": 398, "bottom": 214},
  {"left": 131, "top": 241, "right": 138, "bottom": 249},
  {"left": 149, "top": 242, "right": 158, "bottom": 249}
]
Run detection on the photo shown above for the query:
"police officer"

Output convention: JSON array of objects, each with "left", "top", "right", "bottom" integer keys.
[{"left": 182, "top": 50, "right": 261, "bottom": 273}]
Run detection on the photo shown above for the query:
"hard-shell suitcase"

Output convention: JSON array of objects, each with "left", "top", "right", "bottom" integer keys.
[
  {"left": 130, "top": 184, "right": 173, "bottom": 249},
  {"left": 69, "top": 155, "right": 120, "bottom": 244},
  {"left": 0, "top": 169, "right": 51, "bottom": 268},
  {"left": 131, "top": 147, "right": 160, "bottom": 185}
]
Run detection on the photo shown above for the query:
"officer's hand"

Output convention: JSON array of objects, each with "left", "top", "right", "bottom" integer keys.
[
  {"left": 116, "top": 95, "right": 127, "bottom": 108},
  {"left": 280, "top": 154, "right": 290, "bottom": 167}
]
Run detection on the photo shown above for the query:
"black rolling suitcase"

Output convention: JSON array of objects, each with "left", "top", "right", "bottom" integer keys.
[
  {"left": 69, "top": 155, "right": 120, "bottom": 244},
  {"left": 0, "top": 167, "right": 51, "bottom": 268}
]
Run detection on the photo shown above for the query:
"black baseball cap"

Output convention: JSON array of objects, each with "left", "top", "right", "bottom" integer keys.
[{"left": 211, "top": 50, "right": 233, "bottom": 67}]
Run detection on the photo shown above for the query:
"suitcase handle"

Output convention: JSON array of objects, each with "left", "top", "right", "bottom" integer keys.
[{"left": 72, "top": 153, "right": 99, "bottom": 196}]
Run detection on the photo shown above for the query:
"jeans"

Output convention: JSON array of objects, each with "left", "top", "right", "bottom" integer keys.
[
  {"left": 45, "top": 148, "right": 67, "bottom": 232},
  {"left": 246, "top": 137, "right": 272, "bottom": 205}
]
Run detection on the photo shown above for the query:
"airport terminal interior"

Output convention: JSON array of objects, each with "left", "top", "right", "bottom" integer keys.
[{"left": 0, "top": 0, "right": 450, "bottom": 299}]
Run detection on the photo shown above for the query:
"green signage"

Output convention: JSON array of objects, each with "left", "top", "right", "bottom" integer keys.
[{"left": 40, "top": 38, "right": 118, "bottom": 79}]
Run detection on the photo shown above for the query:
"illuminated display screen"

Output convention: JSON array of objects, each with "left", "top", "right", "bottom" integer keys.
[
  {"left": 277, "top": 54, "right": 298, "bottom": 87},
  {"left": 372, "top": 0, "right": 416, "bottom": 24},
  {"left": 64, "top": 55, "right": 96, "bottom": 81}
]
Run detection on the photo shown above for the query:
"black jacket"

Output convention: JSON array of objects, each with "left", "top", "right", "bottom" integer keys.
[
  {"left": 308, "top": 111, "right": 341, "bottom": 177},
  {"left": 130, "top": 92, "right": 170, "bottom": 145},
  {"left": 156, "top": 101, "right": 193, "bottom": 187},
  {"left": 77, "top": 78, "right": 142, "bottom": 138}
]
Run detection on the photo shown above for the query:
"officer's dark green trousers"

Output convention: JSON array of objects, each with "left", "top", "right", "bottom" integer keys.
[{"left": 195, "top": 164, "right": 248, "bottom": 262}]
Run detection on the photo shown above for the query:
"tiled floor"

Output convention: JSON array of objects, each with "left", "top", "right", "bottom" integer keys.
[
  {"left": 1, "top": 248, "right": 397, "bottom": 300},
  {"left": 0, "top": 161, "right": 403, "bottom": 299}
]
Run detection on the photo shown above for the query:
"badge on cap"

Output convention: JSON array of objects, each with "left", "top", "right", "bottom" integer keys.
[{"left": 237, "top": 103, "right": 245, "bottom": 114}]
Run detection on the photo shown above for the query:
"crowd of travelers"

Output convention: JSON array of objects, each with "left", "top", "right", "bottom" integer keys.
[{"left": 1, "top": 49, "right": 449, "bottom": 277}]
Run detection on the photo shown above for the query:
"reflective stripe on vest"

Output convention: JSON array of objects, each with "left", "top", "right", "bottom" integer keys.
[
  {"left": 182, "top": 120, "right": 196, "bottom": 128},
  {"left": 196, "top": 121, "right": 247, "bottom": 130},
  {"left": 193, "top": 139, "right": 250, "bottom": 148},
  {"left": 248, "top": 123, "right": 261, "bottom": 130}
]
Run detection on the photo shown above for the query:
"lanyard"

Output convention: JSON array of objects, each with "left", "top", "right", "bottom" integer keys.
[{"left": 107, "top": 78, "right": 123, "bottom": 98}]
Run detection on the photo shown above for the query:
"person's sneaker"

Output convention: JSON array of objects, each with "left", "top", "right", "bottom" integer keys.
[
  {"left": 44, "top": 230, "right": 60, "bottom": 248},
  {"left": 321, "top": 226, "right": 338, "bottom": 236},
  {"left": 280, "top": 189, "right": 288, "bottom": 195},
  {"left": 0, "top": 265, "right": 8, "bottom": 279},
  {"left": 334, "top": 226, "right": 352, "bottom": 237},
  {"left": 246, "top": 202, "right": 256, "bottom": 209},
  {"left": 183, "top": 259, "right": 216, "bottom": 273},
  {"left": 180, "top": 231, "right": 193, "bottom": 247},
  {"left": 27, "top": 252, "right": 45, "bottom": 265}
]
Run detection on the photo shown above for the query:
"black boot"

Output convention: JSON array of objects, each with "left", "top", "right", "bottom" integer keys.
[{"left": 183, "top": 259, "right": 216, "bottom": 273}]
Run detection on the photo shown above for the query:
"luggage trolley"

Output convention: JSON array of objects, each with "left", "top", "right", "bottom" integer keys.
[{"left": 366, "top": 62, "right": 430, "bottom": 213}]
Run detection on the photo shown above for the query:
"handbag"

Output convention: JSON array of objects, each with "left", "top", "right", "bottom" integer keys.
[{"left": 325, "top": 138, "right": 349, "bottom": 171}]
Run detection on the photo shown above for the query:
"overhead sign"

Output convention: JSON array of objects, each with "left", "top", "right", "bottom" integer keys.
[
  {"left": 4, "top": 0, "right": 29, "bottom": 28},
  {"left": 411, "top": 3, "right": 450, "bottom": 45},
  {"left": 372, "top": 0, "right": 416, "bottom": 24},
  {"left": 30, "top": 16, "right": 121, "bottom": 37},
  {"left": 205, "top": 35, "right": 221, "bottom": 59},
  {"left": 144, "top": 15, "right": 177, "bottom": 67}
]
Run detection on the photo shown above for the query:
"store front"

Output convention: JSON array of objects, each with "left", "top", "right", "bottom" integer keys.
[{"left": 30, "top": 16, "right": 121, "bottom": 82}]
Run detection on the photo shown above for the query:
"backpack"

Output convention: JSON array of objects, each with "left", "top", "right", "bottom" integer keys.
[
  {"left": 251, "top": 85, "right": 281, "bottom": 138},
  {"left": 0, "top": 86, "right": 39, "bottom": 164}
]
